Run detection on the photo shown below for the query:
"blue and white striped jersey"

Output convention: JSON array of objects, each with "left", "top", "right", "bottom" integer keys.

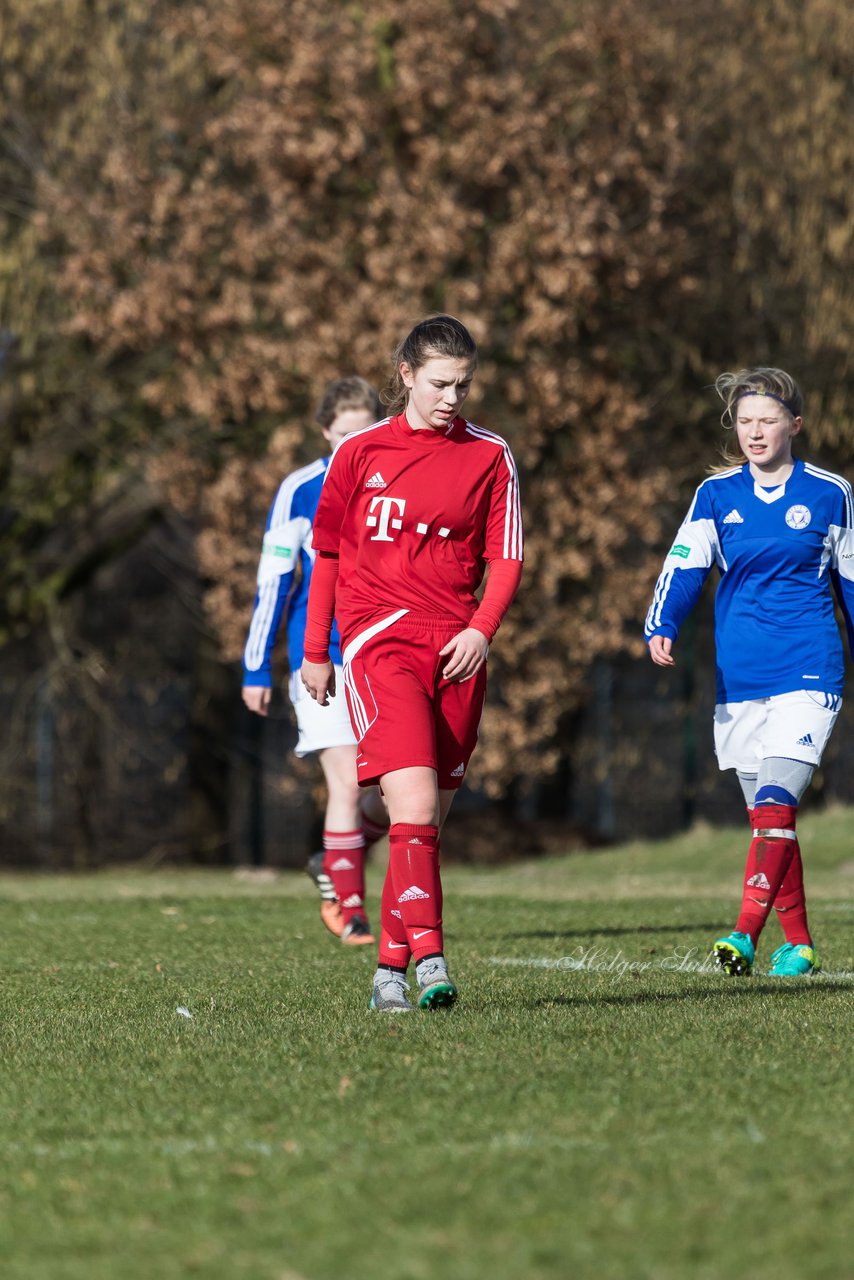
[
  {"left": 645, "top": 459, "right": 854, "bottom": 702},
  {"left": 242, "top": 457, "right": 343, "bottom": 687}
]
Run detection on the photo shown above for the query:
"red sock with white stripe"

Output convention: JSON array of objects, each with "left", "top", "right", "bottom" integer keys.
[
  {"left": 388, "top": 823, "right": 443, "bottom": 963},
  {"left": 322, "top": 830, "right": 367, "bottom": 927},
  {"left": 378, "top": 863, "right": 411, "bottom": 969},
  {"left": 773, "top": 842, "right": 812, "bottom": 946},
  {"left": 735, "top": 804, "right": 798, "bottom": 944}
]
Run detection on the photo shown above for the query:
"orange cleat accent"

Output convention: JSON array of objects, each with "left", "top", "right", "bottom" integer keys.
[{"left": 320, "top": 899, "right": 345, "bottom": 937}]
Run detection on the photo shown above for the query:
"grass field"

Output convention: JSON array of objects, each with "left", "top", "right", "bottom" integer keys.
[{"left": 2, "top": 809, "right": 853, "bottom": 1280}]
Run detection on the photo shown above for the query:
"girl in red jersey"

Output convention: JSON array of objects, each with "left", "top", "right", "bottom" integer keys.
[{"left": 301, "top": 315, "right": 524, "bottom": 1011}]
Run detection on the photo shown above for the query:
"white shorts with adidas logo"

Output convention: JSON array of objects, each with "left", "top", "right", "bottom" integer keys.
[{"left": 714, "top": 690, "right": 841, "bottom": 772}]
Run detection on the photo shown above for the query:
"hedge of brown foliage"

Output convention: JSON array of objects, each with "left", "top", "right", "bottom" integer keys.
[{"left": 1, "top": 0, "right": 851, "bottom": 798}]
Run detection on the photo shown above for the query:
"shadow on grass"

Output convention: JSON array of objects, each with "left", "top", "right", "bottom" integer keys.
[
  {"left": 536, "top": 981, "right": 854, "bottom": 1008},
  {"left": 508, "top": 923, "right": 723, "bottom": 941}
]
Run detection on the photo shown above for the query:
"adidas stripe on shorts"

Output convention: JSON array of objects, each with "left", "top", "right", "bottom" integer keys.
[
  {"left": 714, "top": 689, "right": 841, "bottom": 772},
  {"left": 341, "top": 612, "right": 486, "bottom": 790}
]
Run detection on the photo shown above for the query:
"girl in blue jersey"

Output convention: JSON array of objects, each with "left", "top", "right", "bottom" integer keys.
[
  {"left": 646, "top": 367, "right": 854, "bottom": 976},
  {"left": 242, "top": 377, "right": 388, "bottom": 945}
]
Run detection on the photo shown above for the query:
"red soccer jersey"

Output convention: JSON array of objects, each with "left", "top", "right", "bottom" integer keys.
[{"left": 311, "top": 413, "right": 523, "bottom": 644}]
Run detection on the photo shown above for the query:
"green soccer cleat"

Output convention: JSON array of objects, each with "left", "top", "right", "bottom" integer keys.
[
  {"left": 767, "top": 942, "right": 821, "bottom": 977},
  {"left": 713, "top": 930, "right": 755, "bottom": 976},
  {"left": 415, "top": 957, "right": 458, "bottom": 1010}
]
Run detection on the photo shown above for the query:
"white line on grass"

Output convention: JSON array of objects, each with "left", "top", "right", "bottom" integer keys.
[
  {"left": 488, "top": 954, "right": 854, "bottom": 980},
  {"left": 4, "top": 1137, "right": 283, "bottom": 1160},
  {"left": 4, "top": 1132, "right": 606, "bottom": 1160}
]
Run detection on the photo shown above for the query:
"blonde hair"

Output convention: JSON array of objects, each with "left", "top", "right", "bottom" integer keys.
[
  {"left": 382, "top": 314, "right": 477, "bottom": 414},
  {"left": 710, "top": 366, "right": 804, "bottom": 471}
]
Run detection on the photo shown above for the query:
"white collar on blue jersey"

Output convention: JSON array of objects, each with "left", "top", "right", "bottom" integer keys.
[{"left": 753, "top": 478, "right": 787, "bottom": 504}]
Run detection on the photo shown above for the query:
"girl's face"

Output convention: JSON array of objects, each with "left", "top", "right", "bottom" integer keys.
[
  {"left": 322, "top": 407, "right": 377, "bottom": 451},
  {"left": 735, "top": 394, "right": 801, "bottom": 473},
  {"left": 400, "top": 354, "right": 477, "bottom": 431}
]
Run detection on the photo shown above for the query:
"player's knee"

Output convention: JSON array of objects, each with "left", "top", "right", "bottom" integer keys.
[
  {"left": 385, "top": 797, "right": 440, "bottom": 826},
  {"left": 403, "top": 804, "right": 440, "bottom": 826},
  {"left": 754, "top": 757, "right": 814, "bottom": 807}
]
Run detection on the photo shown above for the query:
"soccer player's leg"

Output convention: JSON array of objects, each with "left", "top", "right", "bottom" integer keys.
[
  {"left": 754, "top": 758, "right": 821, "bottom": 976},
  {"left": 726, "top": 797, "right": 799, "bottom": 963},
  {"left": 713, "top": 693, "right": 835, "bottom": 975},
  {"left": 761, "top": 692, "right": 838, "bottom": 974},
  {"left": 397, "top": 660, "right": 487, "bottom": 1009},
  {"left": 712, "top": 700, "right": 767, "bottom": 974},
  {"left": 730, "top": 761, "right": 817, "bottom": 973},
  {"left": 318, "top": 745, "right": 374, "bottom": 944},
  {"left": 344, "top": 621, "right": 446, "bottom": 1001},
  {"left": 360, "top": 785, "right": 389, "bottom": 853},
  {"left": 293, "top": 674, "right": 366, "bottom": 938},
  {"left": 370, "top": 866, "right": 414, "bottom": 1011},
  {"left": 773, "top": 836, "right": 810, "bottom": 944},
  {"left": 379, "top": 767, "right": 455, "bottom": 1008}
]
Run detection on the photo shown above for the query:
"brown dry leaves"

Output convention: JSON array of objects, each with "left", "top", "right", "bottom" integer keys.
[{"left": 4, "top": 0, "right": 851, "bottom": 796}]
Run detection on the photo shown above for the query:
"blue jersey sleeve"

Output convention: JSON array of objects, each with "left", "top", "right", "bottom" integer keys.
[
  {"left": 242, "top": 482, "right": 312, "bottom": 687},
  {"left": 644, "top": 482, "right": 723, "bottom": 641},
  {"left": 826, "top": 483, "right": 854, "bottom": 659}
]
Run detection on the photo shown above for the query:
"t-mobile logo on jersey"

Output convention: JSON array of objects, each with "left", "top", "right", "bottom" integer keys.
[{"left": 366, "top": 495, "right": 405, "bottom": 542}]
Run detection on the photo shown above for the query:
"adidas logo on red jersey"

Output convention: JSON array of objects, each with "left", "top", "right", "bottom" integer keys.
[
  {"left": 330, "top": 857, "right": 356, "bottom": 871},
  {"left": 365, "top": 472, "right": 387, "bottom": 489}
]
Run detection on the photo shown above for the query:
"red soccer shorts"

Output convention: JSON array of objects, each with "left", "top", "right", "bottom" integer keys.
[{"left": 341, "top": 611, "right": 487, "bottom": 790}]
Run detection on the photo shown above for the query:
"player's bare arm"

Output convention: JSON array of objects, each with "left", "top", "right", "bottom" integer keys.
[
  {"left": 301, "top": 658, "right": 336, "bottom": 705},
  {"left": 242, "top": 686, "right": 272, "bottom": 716},
  {"left": 648, "top": 635, "right": 675, "bottom": 667},
  {"left": 440, "top": 627, "right": 489, "bottom": 682}
]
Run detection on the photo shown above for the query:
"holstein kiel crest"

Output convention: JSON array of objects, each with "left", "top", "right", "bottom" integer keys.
[{"left": 785, "top": 504, "right": 811, "bottom": 530}]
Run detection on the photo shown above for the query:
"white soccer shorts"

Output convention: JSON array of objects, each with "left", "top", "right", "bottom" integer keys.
[
  {"left": 288, "top": 666, "right": 357, "bottom": 757},
  {"left": 714, "top": 690, "right": 841, "bottom": 772}
]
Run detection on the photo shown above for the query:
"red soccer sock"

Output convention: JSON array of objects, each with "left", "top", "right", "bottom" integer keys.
[
  {"left": 323, "top": 829, "right": 367, "bottom": 927},
  {"left": 378, "top": 864, "right": 411, "bottom": 968},
  {"left": 388, "top": 823, "right": 443, "bottom": 963},
  {"left": 773, "top": 842, "right": 812, "bottom": 946},
  {"left": 735, "top": 804, "right": 798, "bottom": 944}
]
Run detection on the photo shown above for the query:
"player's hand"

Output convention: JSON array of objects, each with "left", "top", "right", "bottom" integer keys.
[
  {"left": 440, "top": 628, "right": 489, "bottom": 683},
  {"left": 242, "top": 686, "right": 272, "bottom": 717},
  {"left": 301, "top": 658, "right": 336, "bottom": 705},
  {"left": 648, "top": 635, "right": 675, "bottom": 667}
]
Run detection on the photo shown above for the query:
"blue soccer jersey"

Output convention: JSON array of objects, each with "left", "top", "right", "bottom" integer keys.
[
  {"left": 242, "top": 457, "right": 343, "bottom": 687},
  {"left": 645, "top": 459, "right": 854, "bottom": 702}
]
